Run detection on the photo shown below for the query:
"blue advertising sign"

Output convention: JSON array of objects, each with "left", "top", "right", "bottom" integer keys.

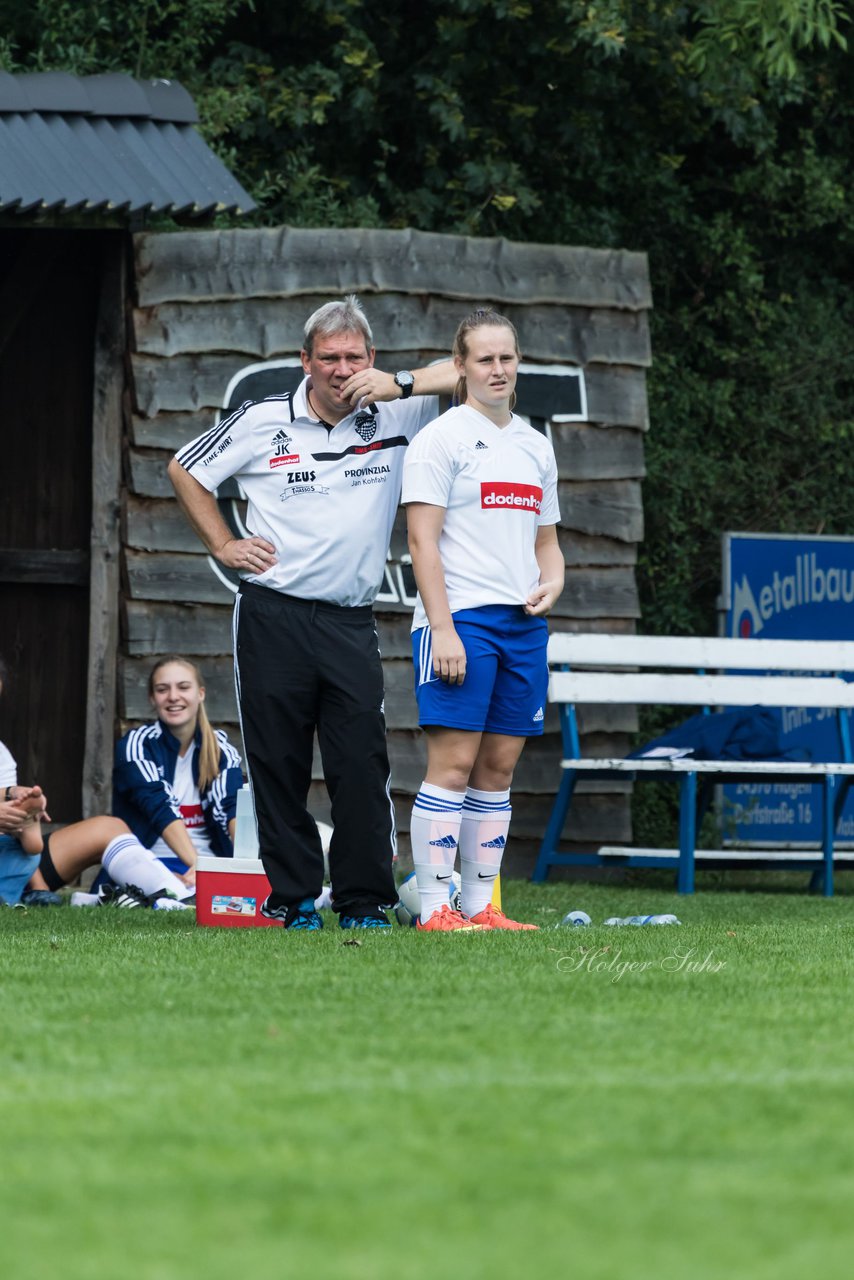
[{"left": 721, "top": 533, "right": 854, "bottom": 845}]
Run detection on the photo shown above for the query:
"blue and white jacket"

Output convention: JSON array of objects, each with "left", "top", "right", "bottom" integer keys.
[{"left": 112, "top": 721, "right": 243, "bottom": 858}]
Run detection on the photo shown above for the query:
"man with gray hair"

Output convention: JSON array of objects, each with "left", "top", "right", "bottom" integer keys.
[{"left": 169, "top": 296, "right": 455, "bottom": 931}]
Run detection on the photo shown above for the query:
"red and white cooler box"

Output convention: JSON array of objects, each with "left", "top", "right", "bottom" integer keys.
[
  {"left": 195, "top": 855, "right": 277, "bottom": 928},
  {"left": 195, "top": 784, "right": 277, "bottom": 927},
  {"left": 195, "top": 786, "right": 333, "bottom": 927}
]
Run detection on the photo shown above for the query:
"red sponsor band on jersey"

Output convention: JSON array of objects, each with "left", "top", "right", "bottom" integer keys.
[
  {"left": 269, "top": 454, "right": 300, "bottom": 468},
  {"left": 180, "top": 803, "right": 206, "bottom": 829},
  {"left": 481, "top": 481, "right": 543, "bottom": 513}
]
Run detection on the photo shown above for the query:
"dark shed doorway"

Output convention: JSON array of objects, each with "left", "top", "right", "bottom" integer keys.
[{"left": 0, "top": 229, "right": 101, "bottom": 822}]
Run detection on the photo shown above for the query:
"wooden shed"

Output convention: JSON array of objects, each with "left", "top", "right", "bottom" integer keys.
[{"left": 124, "top": 227, "right": 652, "bottom": 872}]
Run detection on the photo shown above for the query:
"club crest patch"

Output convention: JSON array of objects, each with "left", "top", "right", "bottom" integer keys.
[{"left": 354, "top": 413, "right": 377, "bottom": 443}]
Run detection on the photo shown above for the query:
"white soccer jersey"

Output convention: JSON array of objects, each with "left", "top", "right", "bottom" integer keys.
[
  {"left": 0, "top": 740, "right": 17, "bottom": 788},
  {"left": 176, "top": 379, "right": 437, "bottom": 606},
  {"left": 401, "top": 404, "right": 561, "bottom": 630},
  {"left": 148, "top": 744, "right": 213, "bottom": 860}
]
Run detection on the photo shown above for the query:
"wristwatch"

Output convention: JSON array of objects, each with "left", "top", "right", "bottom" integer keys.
[{"left": 394, "top": 371, "right": 415, "bottom": 400}]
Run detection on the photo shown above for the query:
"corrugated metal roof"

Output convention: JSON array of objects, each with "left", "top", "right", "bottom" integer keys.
[{"left": 0, "top": 71, "right": 256, "bottom": 218}]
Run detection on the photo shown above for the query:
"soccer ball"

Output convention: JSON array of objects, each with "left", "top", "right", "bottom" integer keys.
[
  {"left": 560, "top": 910, "right": 592, "bottom": 927},
  {"left": 393, "top": 870, "right": 461, "bottom": 927}
]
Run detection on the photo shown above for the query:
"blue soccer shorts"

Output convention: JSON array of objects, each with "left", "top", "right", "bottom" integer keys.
[
  {"left": 0, "top": 834, "right": 40, "bottom": 906},
  {"left": 412, "top": 605, "right": 549, "bottom": 736}
]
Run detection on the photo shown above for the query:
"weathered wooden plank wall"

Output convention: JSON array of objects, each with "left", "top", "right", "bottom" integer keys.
[
  {"left": 125, "top": 227, "right": 652, "bottom": 874},
  {"left": 135, "top": 227, "right": 652, "bottom": 310},
  {"left": 131, "top": 351, "right": 650, "bottom": 425}
]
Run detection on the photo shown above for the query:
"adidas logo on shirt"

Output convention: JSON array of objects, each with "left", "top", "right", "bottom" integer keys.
[
  {"left": 429, "top": 834, "right": 459, "bottom": 849},
  {"left": 269, "top": 428, "right": 298, "bottom": 467},
  {"left": 475, "top": 440, "right": 488, "bottom": 449},
  {"left": 481, "top": 835, "right": 506, "bottom": 849},
  {"left": 533, "top": 707, "right": 544, "bottom": 722}
]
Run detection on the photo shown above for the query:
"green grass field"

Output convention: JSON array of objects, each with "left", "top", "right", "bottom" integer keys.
[{"left": 3, "top": 877, "right": 854, "bottom": 1280}]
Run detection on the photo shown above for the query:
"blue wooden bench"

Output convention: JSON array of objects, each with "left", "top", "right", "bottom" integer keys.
[{"left": 532, "top": 634, "right": 854, "bottom": 895}]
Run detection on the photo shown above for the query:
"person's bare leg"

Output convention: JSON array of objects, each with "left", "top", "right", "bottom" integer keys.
[
  {"left": 468, "top": 732, "right": 526, "bottom": 794},
  {"left": 424, "top": 726, "right": 482, "bottom": 792},
  {"left": 28, "top": 816, "right": 131, "bottom": 890}
]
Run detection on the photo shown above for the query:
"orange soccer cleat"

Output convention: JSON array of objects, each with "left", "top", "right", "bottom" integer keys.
[
  {"left": 416, "top": 904, "right": 483, "bottom": 933},
  {"left": 467, "top": 904, "right": 539, "bottom": 931}
]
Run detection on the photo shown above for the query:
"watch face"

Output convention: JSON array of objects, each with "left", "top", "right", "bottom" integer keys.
[{"left": 395, "top": 371, "right": 414, "bottom": 387}]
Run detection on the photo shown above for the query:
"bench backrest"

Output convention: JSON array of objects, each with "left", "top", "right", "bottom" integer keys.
[
  {"left": 546, "top": 633, "right": 854, "bottom": 760},
  {"left": 549, "top": 670, "right": 854, "bottom": 709},
  {"left": 547, "top": 633, "right": 854, "bottom": 673}
]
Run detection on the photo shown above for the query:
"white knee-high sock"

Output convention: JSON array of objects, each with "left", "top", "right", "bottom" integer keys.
[
  {"left": 459, "top": 787, "right": 511, "bottom": 918},
  {"left": 410, "top": 782, "right": 464, "bottom": 923},
  {"left": 102, "top": 835, "right": 194, "bottom": 901}
]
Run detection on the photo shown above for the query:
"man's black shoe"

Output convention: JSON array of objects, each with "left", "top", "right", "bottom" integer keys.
[{"left": 261, "top": 895, "right": 323, "bottom": 930}]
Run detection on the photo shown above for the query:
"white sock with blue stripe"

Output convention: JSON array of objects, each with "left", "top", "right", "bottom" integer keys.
[
  {"left": 459, "top": 787, "right": 511, "bottom": 918},
  {"left": 102, "top": 835, "right": 194, "bottom": 901},
  {"left": 410, "top": 782, "right": 464, "bottom": 924}
]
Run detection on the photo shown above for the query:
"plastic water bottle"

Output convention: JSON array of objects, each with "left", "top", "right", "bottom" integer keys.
[
  {"left": 560, "top": 910, "right": 592, "bottom": 927},
  {"left": 602, "top": 914, "right": 681, "bottom": 926},
  {"left": 606, "top": 915, "right": 650, "bottom": 926}
]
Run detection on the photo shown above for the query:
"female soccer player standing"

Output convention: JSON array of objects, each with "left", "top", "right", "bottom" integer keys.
[{"left": 402, "top": 310, "right": 564, "bottom": 931}]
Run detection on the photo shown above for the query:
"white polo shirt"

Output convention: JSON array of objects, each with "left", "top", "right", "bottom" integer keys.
[
  {"left": 401, "top": 404, "right": 561, "bottom": 630},
  {"left": 176, "top": 378, "right": 437, "bottom": 606}
]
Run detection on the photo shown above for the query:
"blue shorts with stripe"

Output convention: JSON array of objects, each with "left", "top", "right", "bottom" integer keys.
[{"left": 412, "top": 605, "right": 548, "bottom": 736}]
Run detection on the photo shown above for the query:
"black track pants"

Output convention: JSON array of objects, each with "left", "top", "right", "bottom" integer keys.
[{"left": 233, "top": 583, "right": 397, "bottom": 913}]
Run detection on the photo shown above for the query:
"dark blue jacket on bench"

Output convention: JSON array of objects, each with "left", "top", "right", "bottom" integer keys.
[{"left": 629, "top": 707, "right": 810, "bottom": 762}]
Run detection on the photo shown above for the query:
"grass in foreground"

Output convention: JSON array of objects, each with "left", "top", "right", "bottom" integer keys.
[{"left": 3, "top": 878, "right": 854, "bottom": 1280}]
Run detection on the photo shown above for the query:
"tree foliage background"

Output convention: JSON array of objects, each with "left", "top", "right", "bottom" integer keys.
[{"left": 2, "top": 0, "right": 853, "bottom": 638}]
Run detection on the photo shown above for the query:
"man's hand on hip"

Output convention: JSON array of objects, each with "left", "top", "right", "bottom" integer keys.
[{"left": 217, "top": 536, "right": 278, "bottom": 574}]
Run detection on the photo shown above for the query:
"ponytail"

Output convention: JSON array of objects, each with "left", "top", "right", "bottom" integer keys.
[{"left": 196, "top": 699, "right": 220, "bottom": 794}]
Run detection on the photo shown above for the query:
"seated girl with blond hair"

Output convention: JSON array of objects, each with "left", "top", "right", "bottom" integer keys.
[{"left": 28, "top": 656, "right": 244, "bottom": 909}]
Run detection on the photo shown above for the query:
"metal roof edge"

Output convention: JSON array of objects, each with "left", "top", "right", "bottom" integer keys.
[{"left": 0, "top": 71, "right": 199, "bottom": 123}]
